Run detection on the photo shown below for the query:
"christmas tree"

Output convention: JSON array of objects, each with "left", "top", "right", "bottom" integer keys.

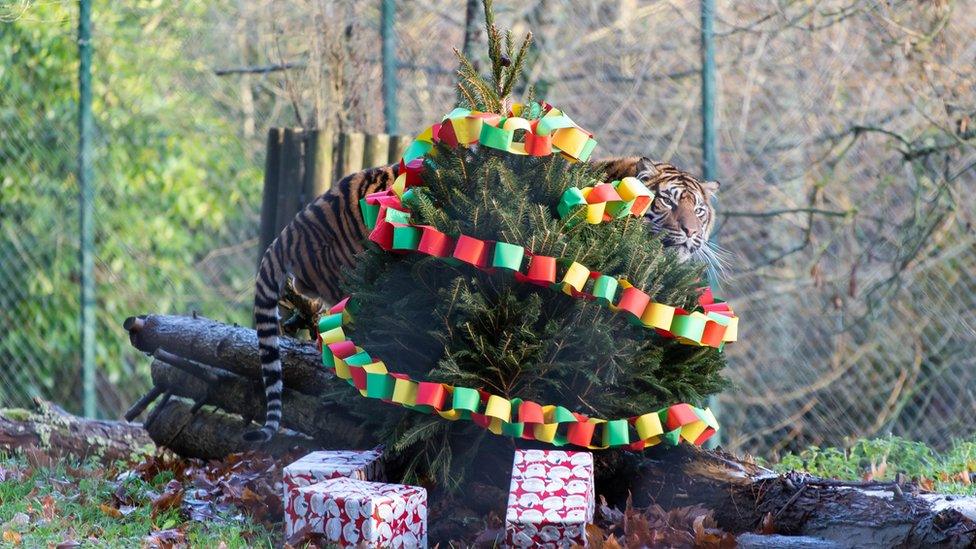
[{"left": 317, "top": 0, "right": 735, "bottom": 489}]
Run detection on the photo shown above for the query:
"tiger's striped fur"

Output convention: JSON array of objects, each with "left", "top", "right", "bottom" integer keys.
[
  {"left": 244, "top": 156, "right": 718, "bottom": 442},
  {"left": 600, "top": 157, "right": 720, "bottom": 261}
]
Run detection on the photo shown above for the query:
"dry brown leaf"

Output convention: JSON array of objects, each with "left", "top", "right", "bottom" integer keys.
[
  {"left": 693, "top": 513, "right": 737, "bottom": 548},
  {"left": 150, "top": 480, "right": 184, "bottom": 518},
  {"left": 584, "top": 523, "right": 606, "bottom": 548},
  {"left": 99, "top": 503, "right": 122, "bottom": 519},
  {"left": 957, "top": 471, "right": 971, "bottom": 486},
  {"left": 141, "top": 528, "right": 186, "bottom": 549},
  {"left": 41, "top": 494, "right": 57, "bottom": 521},
  {"left": 602, "top": 534, "right": 623, "bottom": 549},
  {"left": 760, "top": 511, "right": 776, "bottom": 535},
  {"left": 2, "top": 530, "right": 22, "bottom": 545},
  {"left": 24, "top": 448, "right": 53, "bottom": 470}
]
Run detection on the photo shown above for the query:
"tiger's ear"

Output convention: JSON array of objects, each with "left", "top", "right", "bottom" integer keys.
[
  {"left": 635, "top": 157, "right": 660, "bottom": 183},
  {"left": 702, "top": 179, "right": 720, "bottom": 196}
]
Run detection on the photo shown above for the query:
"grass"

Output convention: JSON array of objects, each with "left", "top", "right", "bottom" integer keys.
[
  {"left": 766, "top": 436, "right": 976, "bottom": 495},
  {"left": 1, "top": 436, "right": 972, "bottom": 546},
  {"left": 0, "top": 453, "right": 277, "bottom": 548}
]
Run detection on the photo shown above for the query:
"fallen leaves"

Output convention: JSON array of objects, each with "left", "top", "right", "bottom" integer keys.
[
  {"left": 285, "top": 524, "right": 329, "bottom": 548},
  {"left": 957, "top": 471, "right": 972, "bottom": 486},
  {"left": 116, "top": 450, "right": 296, "bottom": 528},
  {"left": 40, "top": 494, "right": 57, "bottom": 522},
  {"left": 150, "top": 480, "right": 184, "bottom": 518},
  {"left": 2, "top": 530, "right": 22, "bottom": 545},
  {"left": 587, "top": 496, "right": 736, "bottom": 549},
  {"left": 99, "top": 503, "right": 123, "bottom": 519},
  {"left": 0, "top": 465, "right": 24, "bottom": 483},
  {"left": 141, "top": 528, "right": 186, "bottom": 549},
  {"left": 23, "top": 448, "right": 54, "bottom": 470}
]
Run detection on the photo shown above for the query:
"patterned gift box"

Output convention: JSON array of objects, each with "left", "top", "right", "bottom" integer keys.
[
  {"left": 287, "top": 477, "right": 427, "bottom": 548},
  {"left": 505, "top": 449, "right": 595, "bottom": 548},
  {"left": 283, "top": 448, "right": 385, "bottom": 496}
]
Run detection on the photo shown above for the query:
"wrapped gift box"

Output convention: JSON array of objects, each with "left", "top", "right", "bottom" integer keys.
[
  {"left": 283, "top": 448, "right": 385, "bottom": 496},
  {"left": 505, "top": 449, "right": 595, "bottom": 548},
  {"left": 285, "top": 477, "right": 427, "bottom": 547}
]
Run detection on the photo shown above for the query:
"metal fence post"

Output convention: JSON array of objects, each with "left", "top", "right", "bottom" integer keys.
[
  {"left": 700, "top": 0, "right": 720, "bottom": 448},
  {"left": 78, "top": 0, "right": 96, "bottom": 417},
  {"left": 381, "top": 0, "right": 398, "bottom": 134}
]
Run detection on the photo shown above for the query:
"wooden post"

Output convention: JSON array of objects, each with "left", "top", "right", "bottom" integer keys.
[
  {"left": 337, "top": 132, "right": 365, "bottom": 178},
  {"left": 390, "top": 135, "right": 412, "bottom": 162},
  {"left": 257, "top": 128, "right": 284, "bottom": 266},
  {"left": 274, "top": 129, "right": 305, "bottom": 239},
  {"left": 305, "top": 128, "right": 335, "bottom": 200},
  {"left": 363, "top": 133, "right": 391, "bottom": 168},
  {"left": 259, "top": 129, "right": 406, "bottom": 268}
]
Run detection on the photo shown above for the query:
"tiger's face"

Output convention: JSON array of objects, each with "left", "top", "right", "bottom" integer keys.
[{"left": 635, "top": 157, "right": 719, "bottom": 262}]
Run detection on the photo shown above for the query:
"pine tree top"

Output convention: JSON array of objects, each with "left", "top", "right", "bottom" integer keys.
[{"left": 454, "top": 0, "right": 533, "bottom": 113}]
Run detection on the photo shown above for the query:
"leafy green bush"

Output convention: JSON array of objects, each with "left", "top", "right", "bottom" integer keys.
[
  {"left": 770, "top": 436, "right": 976, "bottom": 495},
  {"left": 0, "top": 1, "right": 261, "bottom": 414}
]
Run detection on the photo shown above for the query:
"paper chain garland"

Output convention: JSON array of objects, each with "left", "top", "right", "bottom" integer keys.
[
  {"left": 329, "top": 102, "right": 737, "bottom": 449},
  {"left": 384, "top": 103, "right": 596, "bottom": 199},
  {"left": 317, "top": 299, "right": 719, "bottom": 450},
  {"left": 360, "top": 185, "right": 737, "bottom": 349},
  {"left": 557, "top": 178, "right": 655, "bottom": 226}
]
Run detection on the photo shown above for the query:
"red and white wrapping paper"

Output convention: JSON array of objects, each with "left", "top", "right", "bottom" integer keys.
[
  {"left": 505, "top": 449, "right": 595, "bottom": 548},
  {"left": 287, "top": 477, "right": 427, "bottom": 548},
  {"left": 283, "top": 448, "right": 385, "bottom": 496}
]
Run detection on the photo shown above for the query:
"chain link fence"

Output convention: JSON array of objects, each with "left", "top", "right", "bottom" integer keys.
[{"left": 2, "top": 0, "right": 973, "bottom": 456}]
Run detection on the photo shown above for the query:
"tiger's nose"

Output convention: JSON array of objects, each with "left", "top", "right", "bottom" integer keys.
[{"left": 682, "top": 226, "right": 697, "bottom": 237}]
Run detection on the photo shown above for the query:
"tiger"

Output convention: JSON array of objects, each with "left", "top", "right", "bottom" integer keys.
[{"left": 244, "top": 155, "right": 720, "bottom": 442}]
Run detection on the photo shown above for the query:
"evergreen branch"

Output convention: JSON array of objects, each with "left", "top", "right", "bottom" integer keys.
[
  {"left": 483, "top": 0, "right": 503, "bottom": 93},
  {"left": 501, "top": 32, "right": 533, "bottom": 99},
  {"left": 456, "top": 82, "right": 479, "bottom": 110}
]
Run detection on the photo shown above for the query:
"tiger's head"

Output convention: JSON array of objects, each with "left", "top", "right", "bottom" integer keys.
[
  {"left": 598, "top": 156, "right": 720, "bottom": 262},
  {"left": 635, "top": 157, "right": 720, "bottom": 262}
]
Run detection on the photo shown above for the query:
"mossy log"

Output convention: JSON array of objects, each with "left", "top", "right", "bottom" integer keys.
[{"left": 0, "top": 398, "right": 154, "bottom": 462}]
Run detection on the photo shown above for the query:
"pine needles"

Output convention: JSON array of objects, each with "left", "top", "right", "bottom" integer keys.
[
  {"left": 454, "top": 0, "right": 532, "bottom": 113},
  {"left": 332, "top": 0, "right": 727, "bottom": 491}
]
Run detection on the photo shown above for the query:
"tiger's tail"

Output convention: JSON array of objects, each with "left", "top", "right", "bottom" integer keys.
[{"left": 243, "top": 235, "right": 289, "bottom": 443}]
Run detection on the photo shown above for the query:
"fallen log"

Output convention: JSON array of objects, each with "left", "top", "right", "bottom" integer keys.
[
  {"left": 141, "top": 397, "right": 320, "bottom": 460},
  {"left": 0, "top": 398, "right": 154, "bottom": 462},
  {"left": 124, "top": 313, "right": 331, "bottom": 395},
  {"left": 620, "top": 445, "right": 976, "bottom": 547},
  {"left": 148, "top": 353, "right": 365, "bottom": 444},
  {"left": 124, "top": 313, "right": 376, "bottom": 458},
  {"left": 123, "top": 314, "right": 976, "bottom": 547}
]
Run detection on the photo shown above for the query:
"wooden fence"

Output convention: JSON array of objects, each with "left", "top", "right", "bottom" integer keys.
[{"left": 257, "top": 129, "right": 411, "bottom": 263}]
